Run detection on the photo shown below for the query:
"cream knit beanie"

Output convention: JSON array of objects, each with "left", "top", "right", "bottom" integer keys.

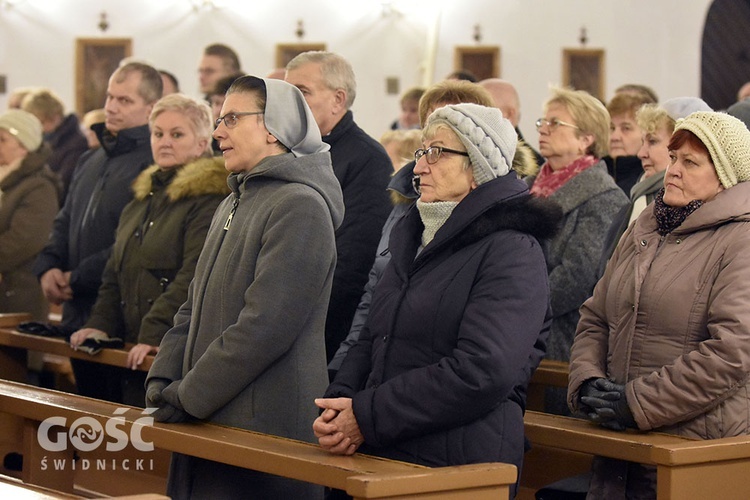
[
  {"left": 0, "top": 109, "right": 43, "bottom": 152},
  {"left": 675, "top": 111, "right": 750, "bottom": 188},
  {"left": 427, "top": 103, "right": 517, "bottom": 185}
]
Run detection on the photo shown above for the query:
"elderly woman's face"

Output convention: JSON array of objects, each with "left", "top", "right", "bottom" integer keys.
[
  {"left": 537, "top": 102, "right": 592, "bottom": 170},
  {"left": 664, "top": 143, "right": 724, "bottom": 206},
  {"left": 413, "top": 127, "right": 476, "bottom": 203},
  {"left": 0, "top": 128, "right": 28, "bottom": 165},
  {"left": 150, "top": 110, "right": 207, "bottom": 170},
  {"left": 609, "top": 113, "right": 642, "bottom": 158},
  {"left": 637, "top": 123, "right": 672, "bottom": 178}
]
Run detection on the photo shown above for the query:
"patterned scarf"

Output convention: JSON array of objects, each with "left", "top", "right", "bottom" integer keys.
[
  {"left": 653, "top": 188, "right": 703, "bottom": 236},
  {"left": 530, "top": 155, "right": 598, "bottom": 198}
]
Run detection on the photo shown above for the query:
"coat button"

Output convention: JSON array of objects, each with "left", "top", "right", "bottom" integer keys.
[
  {"left": 383, "top": 336, "right": 388, "bottom": 342},
  {"left": 147, "top": 298, "right": 154, "bottom": 305},
  {"left": 640, "top": 240, "right": 647, "bottom": 246},
  {"left": 675, "top": 238, "right": 682, "bottom": 244}
]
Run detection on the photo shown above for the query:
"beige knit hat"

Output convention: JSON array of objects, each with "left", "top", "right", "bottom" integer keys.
[
  {"left": 0, "top": 109, "right": 43, "bottom": 152},
  {"left": 427, "top": 103, "right": 517, "bottom": 185},
  {"left": 674, "top": 111, "right": 750, "bottom": 188}
]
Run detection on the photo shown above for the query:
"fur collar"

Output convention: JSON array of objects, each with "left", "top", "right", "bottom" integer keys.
[
  {"left": 132, "top": 156, "right": 230, "bottom": 202},
  {"left": 451, "top": 195, "right": 562, "bottom": 251}
]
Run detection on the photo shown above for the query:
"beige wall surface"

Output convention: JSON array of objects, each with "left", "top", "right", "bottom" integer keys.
[{"left": 0, "top": 0, "right": 713, "bottom": 143}]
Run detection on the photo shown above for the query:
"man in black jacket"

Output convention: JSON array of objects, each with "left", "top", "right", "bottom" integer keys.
[
  {"left": 286, "top": 51, "right": 392, "bottom": 364},
  {"left": 34, "top": 61, "right": 162, "bottom": 401}
]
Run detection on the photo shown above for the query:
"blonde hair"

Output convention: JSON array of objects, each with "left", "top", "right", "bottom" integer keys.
[
  {"left": 149, "top": 93, "right": 213, "bottom": 154},
  {"left": 21, "top": 89, "right": 65, "bottom": 121},
  {"left": 380, "top": 129, "right": 422, "bottom": 167},
  {"left": 635, "top": 104, "right": 675, "bottom": 136},
  {"left": 418, "top": 81, "right": 493, "bottom": 127},
  {"left": 545, "top": 86, "right": 610, "bottom": 158}
]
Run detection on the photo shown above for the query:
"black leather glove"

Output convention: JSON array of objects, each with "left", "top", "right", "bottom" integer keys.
[
  {"left": 578, "top": 377, "right": 619, "bottom": 415},
  {"left": 580, "top": 379, "right": 636, "bottom": 430},
  {"left": 145, "top": 379, "right": 169, "bottom": 408}
]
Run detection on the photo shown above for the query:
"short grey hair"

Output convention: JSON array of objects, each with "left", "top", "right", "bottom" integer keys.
[{"left": 286, "top": 51, "right": 357, "bottom": 108}]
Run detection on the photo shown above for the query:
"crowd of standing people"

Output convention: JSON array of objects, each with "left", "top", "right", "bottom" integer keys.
[{"left": 4, "top": 42, "right": 750, "bottom": 499}]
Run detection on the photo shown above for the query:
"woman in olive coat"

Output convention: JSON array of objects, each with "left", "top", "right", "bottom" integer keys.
[
  {"left": 0, "top": 110, "right": 61, "bottom": 321},
  {"left": 70, "top": 94, "right": 229, "bottom": 405}
]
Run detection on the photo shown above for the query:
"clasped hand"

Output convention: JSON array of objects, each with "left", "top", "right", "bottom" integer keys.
[
  {"left": 313, "top": 397, "right": 364, "bottom": 456},
  {"left": 579, "top": 378, "right": 636, "bottom": 431}
]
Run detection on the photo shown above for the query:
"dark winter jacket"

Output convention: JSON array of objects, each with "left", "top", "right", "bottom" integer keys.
[
  {"left": 328, "top": 163, "right": 417, "bottom": 374},
  {"left": 323, "top": 110, "right": 392, "bottom": 361},
  {"left": 0, "top": 147, "right": 61, "bottom": 320},
  {"left": 33, "top": 123, "right": 153, "bottom": 330},
  {"left": 604, "top": 154, "right": 642, "bottom": 196},
  {"left": 84, "top": 157, "right": 229, "bottom": 345},
  {"left": 45, "top": 113, "right": 88, "bottom": 202},
  {"left": 326, "top": 173, "right": 560, "bottom": 494}
]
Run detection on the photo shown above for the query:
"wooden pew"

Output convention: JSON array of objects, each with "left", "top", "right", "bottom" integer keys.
[
  {"left": 0, "top": 473, "right": 167, "bottom": 499},
  {"left": 0, "top": 320, "right": 164, "bottom": 496},
  {"left": 519, "top": 410, "right": 750, "bottom": 500},
  {"left": 527, "top": 359, "right": 569, "bottom": 412},
  {"left": 0, "top": 380, "right": 517, "bottom": 499},
  {"left": 0, "top": 327, "right": 154, "bottom": 380}
]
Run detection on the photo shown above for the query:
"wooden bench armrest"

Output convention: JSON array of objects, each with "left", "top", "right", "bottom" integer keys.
[
  {"left": 0, "top": 328, "right": 153, "bottom": 371},
  {"left": 524, "top": 411, "right": 697, "bottom": 465},
  {"left": 0, "top": 313, "right": 33, "bottom": 328},
  {"left": 346, "top": 463, "right": 516, "bottom": 498},
  {"left": 0, "top": 380, "right": 515, "bottom": 498},
  {"left": 530, "top": 359, "right": 569, "bottom": 388}
]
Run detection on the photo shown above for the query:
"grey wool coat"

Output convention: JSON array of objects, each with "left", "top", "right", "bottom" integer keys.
[
  {"left": 530, "top": 161, "right": 628, "bottom": 364},
  {"left": 148, "top": 150, "right": 344, "bottom": 432}
]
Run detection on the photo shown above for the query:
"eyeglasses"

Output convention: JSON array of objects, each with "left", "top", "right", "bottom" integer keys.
[
  {"left": 535, "top": 117, "right": 580, "bottom": 132},
  {"left": 414, "top": 146, "right": 469, "bottom": 164},
  {"left": 215, "top": 111, "right": 264, "bottom": 129}
]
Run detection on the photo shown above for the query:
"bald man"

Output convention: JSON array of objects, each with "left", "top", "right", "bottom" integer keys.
[{"left": 479, "top": 78, "right": 544, "bottom": 166}]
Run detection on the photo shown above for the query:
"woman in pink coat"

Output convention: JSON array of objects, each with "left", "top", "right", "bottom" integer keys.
[{"left": 568, "top": 111, "right": 750, "bottom": 498}]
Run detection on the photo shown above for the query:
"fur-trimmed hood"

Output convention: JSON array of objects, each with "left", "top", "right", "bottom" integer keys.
[
  {"left": 132, "top": 156, "right": 230, "bottom": 202},
  {"left": 452, "top": 194, "right": 562, "bottom": 252},
  {"left": 410, "top": 174, "right": 563, "bottom": 263}
]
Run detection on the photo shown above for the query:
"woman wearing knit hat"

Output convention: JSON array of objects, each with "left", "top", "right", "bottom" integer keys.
[
  {"left": 0, "top": 109, "right": 62, "bottom": 321},
  {"left": 315, "top": 103, "right": 561, "bottom": 496},
  {"left": 568, "top": 111, "right": 750, "bottom": 498},
  {"left": 597, "top": 97, "right": 713, "bottom": 277}
]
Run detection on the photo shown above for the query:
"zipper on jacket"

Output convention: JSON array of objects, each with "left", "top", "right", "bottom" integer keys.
[{"left": 223, "top": 196, "right": 239, "bottom": 231}]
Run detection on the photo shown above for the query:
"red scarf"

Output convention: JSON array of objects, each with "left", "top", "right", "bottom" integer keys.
[{"left": 530, "top": 155, "right": 598, "bottom": 198}]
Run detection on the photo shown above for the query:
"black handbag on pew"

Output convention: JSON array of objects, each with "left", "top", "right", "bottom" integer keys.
[
  {"left": 16, "top": 321, "right": 74, "bottom": 339},
  {"left": 15, "top": 322, "right": 124, "bottom": 355}
]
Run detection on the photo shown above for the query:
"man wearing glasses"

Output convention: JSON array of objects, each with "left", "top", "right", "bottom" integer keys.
[{"left": 285, "top": 51, "right": 392, "bottom": 366}]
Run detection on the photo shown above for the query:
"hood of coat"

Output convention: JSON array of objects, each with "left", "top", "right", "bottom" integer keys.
[
  {"left": 132, "top": 156, "right": 230, "bottom": 202},
  {"left": 0, "top": 144, "right": 59, "bottom": 194},
  {"left": 229, "top": 151, "right": 345, "bottom": 230},
  {"left": 636, "top": 181, "right": 750, "bottom": 238}
]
